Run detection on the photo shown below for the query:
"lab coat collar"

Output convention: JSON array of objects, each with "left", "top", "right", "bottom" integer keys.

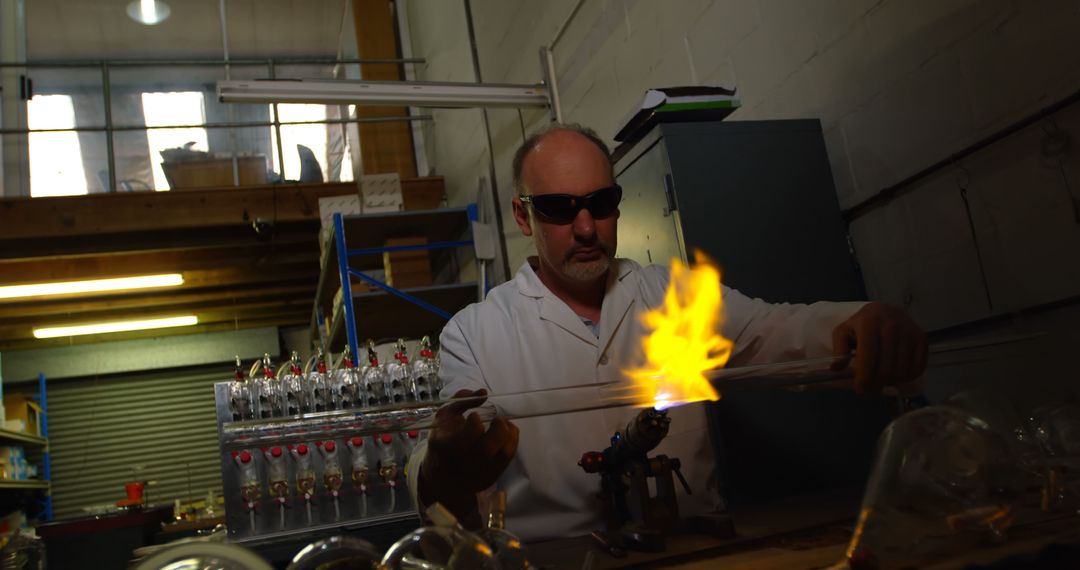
[
  {"left": 515, "top": 257, "right": 637, "bottom": 350},
  {"left": 597, "top": 262, "right": 637, "bottom": 362}
]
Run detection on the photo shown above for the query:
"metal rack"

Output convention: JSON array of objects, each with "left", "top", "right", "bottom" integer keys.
[
  {"left": 313, "top": 205, "right": 482, "bottom": 357},
  {"left": 0, "top": 373, "right": 52, "bottom": 521}
]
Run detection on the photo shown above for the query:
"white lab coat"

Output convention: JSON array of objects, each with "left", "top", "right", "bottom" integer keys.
[{"left": 406, "top": 258, "right": 865, "bottom": 541}]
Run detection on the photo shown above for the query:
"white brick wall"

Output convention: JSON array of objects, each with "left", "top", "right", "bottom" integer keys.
[{"left": 405, "top": 0, "right": 1080, "bottom": 337}]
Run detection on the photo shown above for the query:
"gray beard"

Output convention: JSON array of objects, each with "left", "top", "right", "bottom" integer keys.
[
  {"left": 561, "top": 242, "right": 615, "bottom": 282},
  {"left": 562, "top": 255, "right": 611, "bottom": 282}
]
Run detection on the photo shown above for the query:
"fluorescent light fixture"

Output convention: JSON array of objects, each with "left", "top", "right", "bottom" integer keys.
[
  {"left": 217, "top": 79, "right": 551, "bottom": 109},
  {"left": 34, "top": 315, "right": 198, "bottom": 339},
  {"left": 0, "top": 273, "right": 184, "bottom": 300},
  {"left": 127, "top": 0, "right": 171, "bottom": 25}
]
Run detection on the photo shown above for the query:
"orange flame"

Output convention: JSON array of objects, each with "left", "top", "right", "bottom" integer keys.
[{"left": 622, "top": 254, "right": 732, "bottom": 409}]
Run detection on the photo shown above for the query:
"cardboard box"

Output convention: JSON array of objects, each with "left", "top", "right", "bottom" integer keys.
[
  {"left": 164, "top": 156, "right": 268, "bottom": 190},
  {"left": 0, "top": 446, "right": 27, "bottom": 480},
  {"left": 2, "top": 395, "right": 40, "bottom": 436},
  {"left": 383, "top": 237, "right": 432, "bottom": 289},
  {"left": 402, "top": 184, "right": 443, "bottom": 210}
]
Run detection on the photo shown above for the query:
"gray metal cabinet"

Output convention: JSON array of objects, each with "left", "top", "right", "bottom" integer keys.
[
  {"left": 614, "top": 120, "right": 882, "bottom": 506},
  {"left": 614, "top": 119, "right": 865, "bottom": 304}
]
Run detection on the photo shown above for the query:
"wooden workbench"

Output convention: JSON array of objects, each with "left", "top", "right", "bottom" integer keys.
[{"left": 527, "top": 490, "right": 1080, "bottom": 569}]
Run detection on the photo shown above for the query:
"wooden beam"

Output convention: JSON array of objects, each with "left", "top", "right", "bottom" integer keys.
[
  {"left": 0, "top": 298, "right": 313, "bottom": 342},
  {"left": 354, "top": 0, "right": 418, "bottom": 178},
  {"left": 0, "top": 313, "right": 309, "bottom": 352},
  {"left": 0, "top": 282, "right": 314, "bottom": 319},
  {"left": 0, "top": 220, "right": 321, "bottom": 260},
  {"left": 0, "top": 263, "right": 318, "bottom": 305},
  {"left": 0, "top": 241, "right": 318, "bottom": 284},
  {"left": 0, "top": 178, "right": 443, "bottom": 241}
]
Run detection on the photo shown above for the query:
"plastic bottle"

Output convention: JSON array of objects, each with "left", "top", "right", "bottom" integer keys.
[
  {"left": 256, "top": 354, "right": 284, "bottom": 418},
  {"left": 228, "top": 355, "right": 254, "bottom": 420},
  {"left": 411, "top": 336, "right": 441, "bottom": 401},
  {"left": 400, "top": 430, "right": 420, "bottom": 464},
  {"left": 346, "top": 436, "right": 370, "bottom": 495},
  {"left": 263, "top": 446, "right": 290, "bottom": 507},
  {"left": 336, "top": 347, "right": 362, "bottom": 410},
  {"left": 311, "top": 349, "right": 335, "bottom": 412},
  {"left": 291, "top": 444, "right": 316, "bottom": 502},
  {"left": 319, "top": 441, "right": 344, "bottom": 500},
  {"left": 282, "top": 351, "right": 307, "bottom": 416},
  {"left": 376, "top": 434, "right": 398, "bottom": 489},
  {"left": 233, "top": 450, "right": 260, "bottom": 511},
  {"left": 363, "top": 340, "right": 390, "bottom": 407},
  {"left": 386, "top": 339, "right": 412, "bottom": 404}
]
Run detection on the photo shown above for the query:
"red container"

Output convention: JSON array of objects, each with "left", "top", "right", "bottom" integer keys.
[{"left": 125, "top": 482, "right": 146, "bottom": 502}]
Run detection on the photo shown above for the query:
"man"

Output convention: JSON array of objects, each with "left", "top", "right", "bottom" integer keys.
[{"left": 406, "top": 123, "right": 927, "bottom": 540}]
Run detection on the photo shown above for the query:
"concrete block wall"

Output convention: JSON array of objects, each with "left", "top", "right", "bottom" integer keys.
[
  {"left": 402, "top": 0, "right": 1080, "bottom": 403},
  {"left": 405, "top": 0, "right": 1080, "bottom": 323}
]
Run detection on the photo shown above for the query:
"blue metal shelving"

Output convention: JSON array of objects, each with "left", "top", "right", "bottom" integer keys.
[
  {"left": 319, "top": 205, "right": 482, "bottom": 357},
  {"left": 35, "top": 372, "right": 52, "bottom": 522}
]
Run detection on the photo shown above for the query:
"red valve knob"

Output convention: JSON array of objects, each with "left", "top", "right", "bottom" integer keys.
[
  {"left": 297, "top": 444, "right": 309, "bottom": 455},
  {"left": 380, "top": 434, "right": 393, "bottom": 445},
  {"left": 407, "top": 430, "right": 419, "bottom": 439},
  {"left": 239, "top": 451, "right": 252, "bottom": 464},
  {"left": 350, "top": 437, "right": 363, "bottom": 447},
  {"left": 271, "top": 447, "right": 282, "bottom": 458},
  {"left": 324, "top": 441, "right": 336, "bottom": 452},
  {"left": 578, "top": 451, "right": 604, "bottom": 473}
]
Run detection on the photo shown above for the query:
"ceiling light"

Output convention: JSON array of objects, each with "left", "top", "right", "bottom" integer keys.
[
  {"left": 0, "top": 273, "right": 184, "bottom": 300},
  {"left": 127, "top": 0, "right": 171, "bottom": 25},
  {"left": 34, "top": 315, "right": 198, "bottom": 339},
  {"left": 217, "top": 79, "right": 551, "bottom": 108}
]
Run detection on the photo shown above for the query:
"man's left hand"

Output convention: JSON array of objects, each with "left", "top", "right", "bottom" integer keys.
[{"left": 831, "top": 302, "right": 928, "bottom": 395}]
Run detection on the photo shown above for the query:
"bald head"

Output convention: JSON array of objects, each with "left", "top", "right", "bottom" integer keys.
[{"left": 512, "top": 123, "right": 613, "bottom": 196}]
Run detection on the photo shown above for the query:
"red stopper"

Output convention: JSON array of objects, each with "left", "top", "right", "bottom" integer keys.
[
  {"left": 578, "top": 451, "right": 604, "bottom": 473},
  {"left": 239, "top": 451, "right": 252, "bottom": 464},
  {"left": 380, "top": 434, "right": 393, "bottom": 445},
  {"left": 297, "top": 444, "right": 309, "bottom": 455},
  {"left": 271, "top": 447, "right": 282, "bottom": 458},
  {"left": 350, "top": 437, "right": 363, "bottom": 447},
  {"left": 324, "top": 441, "right": 336, "bottom": 453},
  {"left": 407, "top": 430, "right": 419, "bottom": 439}
]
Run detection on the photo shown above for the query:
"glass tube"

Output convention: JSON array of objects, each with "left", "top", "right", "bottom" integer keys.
[
  {"left": 220, "top": 333, "right": 1038, "bottom": 451},
  {"left": 220, "top": 353, "right": 852, "bottom": 451}
]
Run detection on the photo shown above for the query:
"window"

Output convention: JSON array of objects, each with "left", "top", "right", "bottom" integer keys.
[
  {"left": 142, "top": 91, "right": 209, "bottom": 191},
  {"left": 340, "top": 133, "right": 355, "bottom": 182},
  {"left": 27, "top": 95, "right": 88, "bottom": 197},
  {"left": 271, "top": 104, "right": 331, "bottom": 182}
]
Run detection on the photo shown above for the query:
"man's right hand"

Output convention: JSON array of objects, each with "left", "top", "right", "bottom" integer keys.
[{"left": 418, "top": 388, "right": 519, "bottom": 525}]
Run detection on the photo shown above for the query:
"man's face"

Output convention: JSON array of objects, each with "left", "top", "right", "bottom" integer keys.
[{"left": 512, "top": 130, "right": 618, "bottom": 283}]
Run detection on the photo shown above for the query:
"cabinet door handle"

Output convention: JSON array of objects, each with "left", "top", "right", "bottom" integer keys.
[{"left": 663, "top": 173, "right": 677, "bottom": 215}]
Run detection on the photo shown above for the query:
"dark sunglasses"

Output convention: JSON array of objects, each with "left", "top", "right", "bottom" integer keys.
[{"left": 519, "top": 185, "right": 623, "bottom": 224}]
